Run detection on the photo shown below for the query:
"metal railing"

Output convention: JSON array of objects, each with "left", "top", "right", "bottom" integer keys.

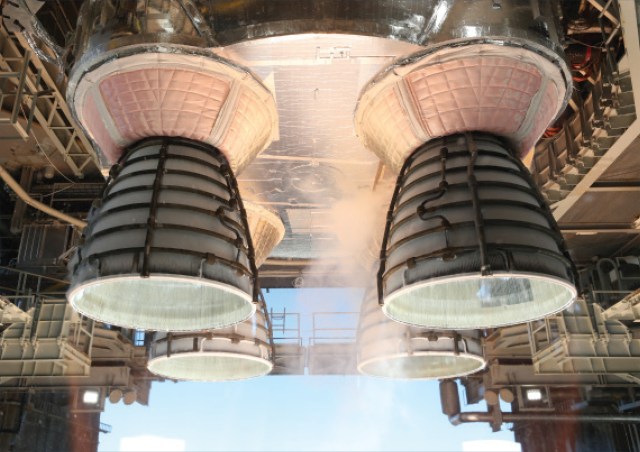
[
  {"left": 0, "top": 26, "right": 100, "bottom": 178},
  {"left": 270, "top": 308, "right": 303, "bottom": 346},
  {"left": 309, "top": 311, "right": 358, "bottom": 345},
  {"left": 0, "top": 50, "right": 39, "bottom": 140}
]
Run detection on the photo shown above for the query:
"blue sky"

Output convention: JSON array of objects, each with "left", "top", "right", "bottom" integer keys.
[
  {"left": 99, "top": 377, "right": 517, "bottom": 452},
  {"left": 98, "top": 289, "right": 519, "bottom": 452}
]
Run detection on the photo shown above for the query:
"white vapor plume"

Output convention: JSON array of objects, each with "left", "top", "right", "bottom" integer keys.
[
  {"left": 303, "top": 186, "right": 390, "bottom": 288},
  {"left": 293, "top": 184, "right": 392, "bottom": 374}
]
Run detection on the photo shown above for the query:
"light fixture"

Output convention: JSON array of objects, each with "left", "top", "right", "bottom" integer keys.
[
  {"left": 526, "top": 388, "right": 543, "bottom": 401},
  {"left": 108, "top": 389, "right": 123, "bottom": 404},
  {"left": 67, "top": 138, "right": 259, "bottom": 331},
  {"left": 148, "top": 296, "right": 273, "bottom": 381},
  {"left": 357, "top": 288, "right": 485, "bottom": 379},
  {"left": 123, "top": 390, "right": 137, "bottom": 405},
  {"left": 82, "top": 389, "right": 100, "bottom": 405},
  {"left": 375, "top": 134, "right": 576, "bottom": 329}
]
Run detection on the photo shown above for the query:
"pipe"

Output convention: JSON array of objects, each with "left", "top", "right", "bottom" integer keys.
[
  {"left": 440, "top": 380, "right": 640, "bottom": 428},
  {"left": 0, "top": 166, "right": 87, "bottom": 230},
  {"left": 464, "top": 133, "right": 490, "bottom": 275},
  {"left": 450, "top": 412, "right": 640, "bottom": 425}
]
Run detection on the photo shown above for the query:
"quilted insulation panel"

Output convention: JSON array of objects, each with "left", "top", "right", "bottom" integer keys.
[
  {"left": 74, "top": 51, "right": 277, "bottom": 173},
  {"left": 356, "top": 44, "right": 568, "bottom": 172}
]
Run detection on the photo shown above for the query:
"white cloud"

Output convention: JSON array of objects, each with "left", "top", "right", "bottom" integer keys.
[
  {"left": 120, "top": 435, "right": 186, "bottom": 452},
  {"left": 462, "top": 439, "right": 521, "bottom": 452}
]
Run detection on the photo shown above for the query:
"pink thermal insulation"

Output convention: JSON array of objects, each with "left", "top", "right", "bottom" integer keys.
[
  {"left": 82, "top": 93, "right": 120, "bottom": 163},
  {"left": 99, "top": 68, "right": 230, "bottom": 152},
  {"left": 520, "top": 80, "right": 560, "bottom": 151},
  {"left": 218, "top": 90, "right": 273, "bottom": 171},
  {"left": 406, "top": 56, "right": 558, "bottom": 154},
  {"left": 361, "top": 85, "right": 421, "bottom": 159}
]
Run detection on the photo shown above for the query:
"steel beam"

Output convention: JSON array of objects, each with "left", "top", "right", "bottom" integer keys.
[{"left": 552, "top": 0, "right": 640, "bottom": 221}]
